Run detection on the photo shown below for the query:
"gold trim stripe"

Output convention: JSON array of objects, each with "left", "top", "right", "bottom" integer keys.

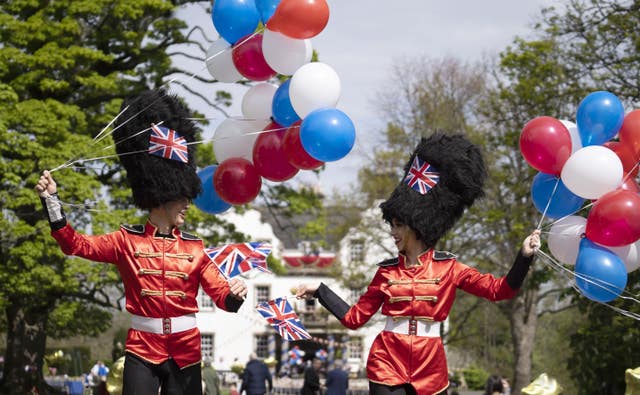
[
  {"left": 415, "top": 296, "right": 438, "bottom": 302},
  {"left": 388, "top": 296, "right": 413, "bottom": 303}
]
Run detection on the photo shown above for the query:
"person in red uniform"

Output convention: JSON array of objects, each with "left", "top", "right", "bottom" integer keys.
[
  {"left": 296, "top": 133, "right": 541, "bottom": 395},
  {"left": 35, "top": 90, "right": 248, "bottom": 395}
]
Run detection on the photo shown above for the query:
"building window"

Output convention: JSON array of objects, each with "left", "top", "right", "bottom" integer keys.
[
  {"left": 348, "top": 337, "right": 363, "bottom": 359},
  {"left": 349, "top": 239, "right": 364, "bottom": 264},
  {"left": 255, "top": 285, "right": 270, "bottom": 305},
  {"left": 201, "top": 333, "right": 215, "bottom": 359},
  {"left": 255, "top": 334, "right": 270, "bottom": 359},
  {"left": 198, "top": 287, "right": 215, "bottom": 310}
]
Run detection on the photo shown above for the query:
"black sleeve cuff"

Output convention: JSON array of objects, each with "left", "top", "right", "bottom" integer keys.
[
  {"left": 40, "top": 193, "right": 67, "bottom": 231},
  {"left": 314, "top": 282, "right": 350, "bottom": 321},
  {"left": 224, "top": 294, "right": 244, "bottom": 312},
  {"left": 506, "top": 250, "right": 534, "bottom": 289}
]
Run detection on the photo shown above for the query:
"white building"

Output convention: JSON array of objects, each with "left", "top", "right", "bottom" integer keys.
[{"left": 196, "top": 207, "right": 388, "bottom": 375}]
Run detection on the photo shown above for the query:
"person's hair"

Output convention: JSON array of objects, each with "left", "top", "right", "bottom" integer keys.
[{"left": 484, "top": 374, "right": 504, "bottom": 395}]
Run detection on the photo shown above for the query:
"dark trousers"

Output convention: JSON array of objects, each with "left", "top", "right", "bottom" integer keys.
[
  {"left": 369, "top": 381, "right": 447, "bottom": 395},
  {"left": 122, "top": 353, "right": 202, "bottom": 395}
]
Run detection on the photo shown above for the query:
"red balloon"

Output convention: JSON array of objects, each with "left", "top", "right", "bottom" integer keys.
[
  {"left": 283, "top": 120, "right": 323, "bottom": 170},
  {"left": 252, "top": 121, "right": 299, "bottom": 181},
  {"left": 618, "top": 109, "right": 640, "bottom": 158},
  {"left": 267, "top": 0, "right": 330, "bottom": 39},
  {"left": 619, "top": 177, "right": 640, "bottom": 193},
  {"left": 586, "top": 189, "right": 640, "bottom": 246},
  {"left": 519, "top": 116, "right": 572, "bottom": 175},
  {"left": 213, "top": 157, "right": 262, "bottom": 205},
  {"left": 603, "top": 141, "right": 639, "bottom": 177},
  {"left": 232, "top": 34, "right": 276, "bottom": 81}
]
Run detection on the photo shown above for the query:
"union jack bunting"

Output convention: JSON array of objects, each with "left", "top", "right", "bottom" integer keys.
[
  {"left": 148, "top": 124, "right": 189, "bottom": 163},
  {"left": 256, "top": 297, "right": 311, "bottom": 341},
  {"left": 204, "top": 242, "right": 272, "bottom": 280},
  {"left": 403, "top": 156, "right": 440, "bottom": 194}
]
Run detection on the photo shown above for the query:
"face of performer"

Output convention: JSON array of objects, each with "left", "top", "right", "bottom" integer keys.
[
  {"left": 389, "top": 218, "right": 419, "bottom": 254},
  {"left": 161, "top": 198, "right": 190, "bottom": 228}
]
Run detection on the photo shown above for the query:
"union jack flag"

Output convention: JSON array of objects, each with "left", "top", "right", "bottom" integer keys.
[
  {"left": 204, "top": 242, "right": 272, "bottom": 280},
  {"left": 256, "top": 297, "right": 311, "bottom": 341},
  {"left": 403, "top": 156, "right": 440, "bottom": 194},
  {"left": 148, "top": 124, "right": 189, "bottom": 163}
]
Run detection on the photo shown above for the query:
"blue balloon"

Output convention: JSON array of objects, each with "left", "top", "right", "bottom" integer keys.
[
  {"left": 531, "top": 172, "right": 584, "bottom": 219},
  {"left": 212, "top": 0, "right": 260, "bottom": 45},
  {"left": 194, "top": 165, "right": 232, "bottom": 214},
  {"left": 272, "top": 79, "right": 300, "bottom": 127},
  {"left": 300, "top": 108, "right": 356, "bottom": 162},
  {"left": 576, "top": 91, "right": 625, "bottom": 146},
  {"left": 575, "top": 238, "right": 627, "bottom": 303},
  {"left": 256, "top": 0, "right": 280, "bottom": 24}
]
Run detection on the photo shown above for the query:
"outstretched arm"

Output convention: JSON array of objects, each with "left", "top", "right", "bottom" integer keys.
[
  {"left": 296, "top": 282, "right": 350, "bottom": 321},
  {"left": 506, "top": 229, "right": 541, "bottom": 289}
]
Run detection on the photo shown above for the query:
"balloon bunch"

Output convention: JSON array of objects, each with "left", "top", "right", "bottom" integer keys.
[
  {"left": 520, "top": 91, "right": 640, "bottom": 303},
  {"left": 195, "top": 0, "right": 356, "bottom": 211}
]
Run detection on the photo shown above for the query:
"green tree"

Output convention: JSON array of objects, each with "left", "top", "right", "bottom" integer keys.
[
  {"left": 529, "top": 1, "right": 640, "bottom": 392},
  {"left": 473, "top": 34, "right": 588, "bottom": 392},
  {"left": 0, "top": 1, "right": 243, "bottom": 393}
]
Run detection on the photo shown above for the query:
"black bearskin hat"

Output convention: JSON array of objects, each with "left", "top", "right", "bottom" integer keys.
[
  {"left": 113, "top": 90, "right": 202, "bottom": 210},
  {"left": 380, "top": 132, "right": 487, "bottom": 249}
]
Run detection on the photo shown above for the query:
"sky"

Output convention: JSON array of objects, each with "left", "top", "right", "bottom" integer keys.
[{"left": 175, "top": 0, "right": 556, "bottom": 196}]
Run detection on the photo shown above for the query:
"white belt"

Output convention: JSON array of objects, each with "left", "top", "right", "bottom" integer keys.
[
  {"left": 384, "top": 317, "right": 441, "bottom": 337},
  {"left": 131, "top": 313, "right": 197, "bottom": 335}
]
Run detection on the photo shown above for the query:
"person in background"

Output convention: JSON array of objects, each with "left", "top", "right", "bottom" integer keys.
[
  {"left": 240, "top": 353, "right": 272, "bottom": 395},
  {"left": 301, "top": 357, "right": 323, "bottom": 395},
  {"left": 229, "top": 382, "right": 240, "bottom": 395},
  {"left": 202, "top": 357, "right": 221, "bottom": 395},
  {"left": 484, "top": 375, "right": 505, "bottom": 395},
  {"left": 296, "top": 133, "right": 541, "bottom": 395},
  {"left": 34, "top": 90, "right": 248, "bottom": 395},
  {"left": 325, "top": 360, "right": 349, "bottom": 395},
  {"left": 502, "top": 376, "right": 511, "bottom": 395}
]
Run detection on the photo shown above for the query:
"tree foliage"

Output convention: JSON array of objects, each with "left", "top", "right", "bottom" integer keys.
[
  {"left": 0, "top": 1, "right": 260, "bottom": 393},
  {"left": 528, "top": 0, "right": 640, "bottom": 391}
]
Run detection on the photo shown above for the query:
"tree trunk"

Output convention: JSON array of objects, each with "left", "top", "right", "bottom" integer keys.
[
  {"left": 509, "top": 287, "right": 539, "bottom": 394},
  {"left": 1, "top": 301, "right": 63, "bottom": 395}
]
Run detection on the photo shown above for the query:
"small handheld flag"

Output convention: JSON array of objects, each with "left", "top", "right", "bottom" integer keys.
[
  {"left": 256, "top": 297, "right": 311, "bottom": 341},
  {"left": 205, "top": 242, "right": 272, "bottom": 280}
]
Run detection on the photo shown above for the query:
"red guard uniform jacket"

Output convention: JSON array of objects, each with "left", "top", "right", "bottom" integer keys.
[
  {"left": 341, "top": 249, "right": 520, "bottom": 394},
  {"left": 51, "top": 220, "right": 235, "bottom": 368}
]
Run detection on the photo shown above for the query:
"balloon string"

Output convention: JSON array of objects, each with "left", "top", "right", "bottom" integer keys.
[
  {"left": 539, "top": 201, "right": 594, "bottom": 231},
  {"left": 536, "top": 249, "right": 640, "bottom": 320},
  {"left": 536, "top": 177, "right": 561, "bottom": 230},
  {"left": 50, "top": 27, "right": 266, "bottom": 173},
  {"left": 51, "top": 122, "right": 295, "bottom": 172},
  {"left": 619, "top": 160, "right": 640, "bottom": 186}
]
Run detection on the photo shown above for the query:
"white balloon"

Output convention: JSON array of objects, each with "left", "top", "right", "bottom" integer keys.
[
  {"left": 262, "top": 28, "right": 312, "bottom": 76},
  {"left": 213, "top": 117, "right": 269, "bottom": 163},
  {"left": 560, "top": 145, "right": 623, "bottom": 199},
  {"left": 290, "top": 62, "right": 341, "bottom": 118},
  {"left": 600, "top": 240, "right": 640, "bottom": 273},
  {"left": 548, "top": 215, "right": 587, "bottom": 265},
  {"left": 205, "top": 39, "right": 242, "bottom": 83},
  {"left": 560, "top": 119, "right": 582, "bottom": 154},
  {"left": 241, "top": 83, "right": 278, "bottom": 120}
]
